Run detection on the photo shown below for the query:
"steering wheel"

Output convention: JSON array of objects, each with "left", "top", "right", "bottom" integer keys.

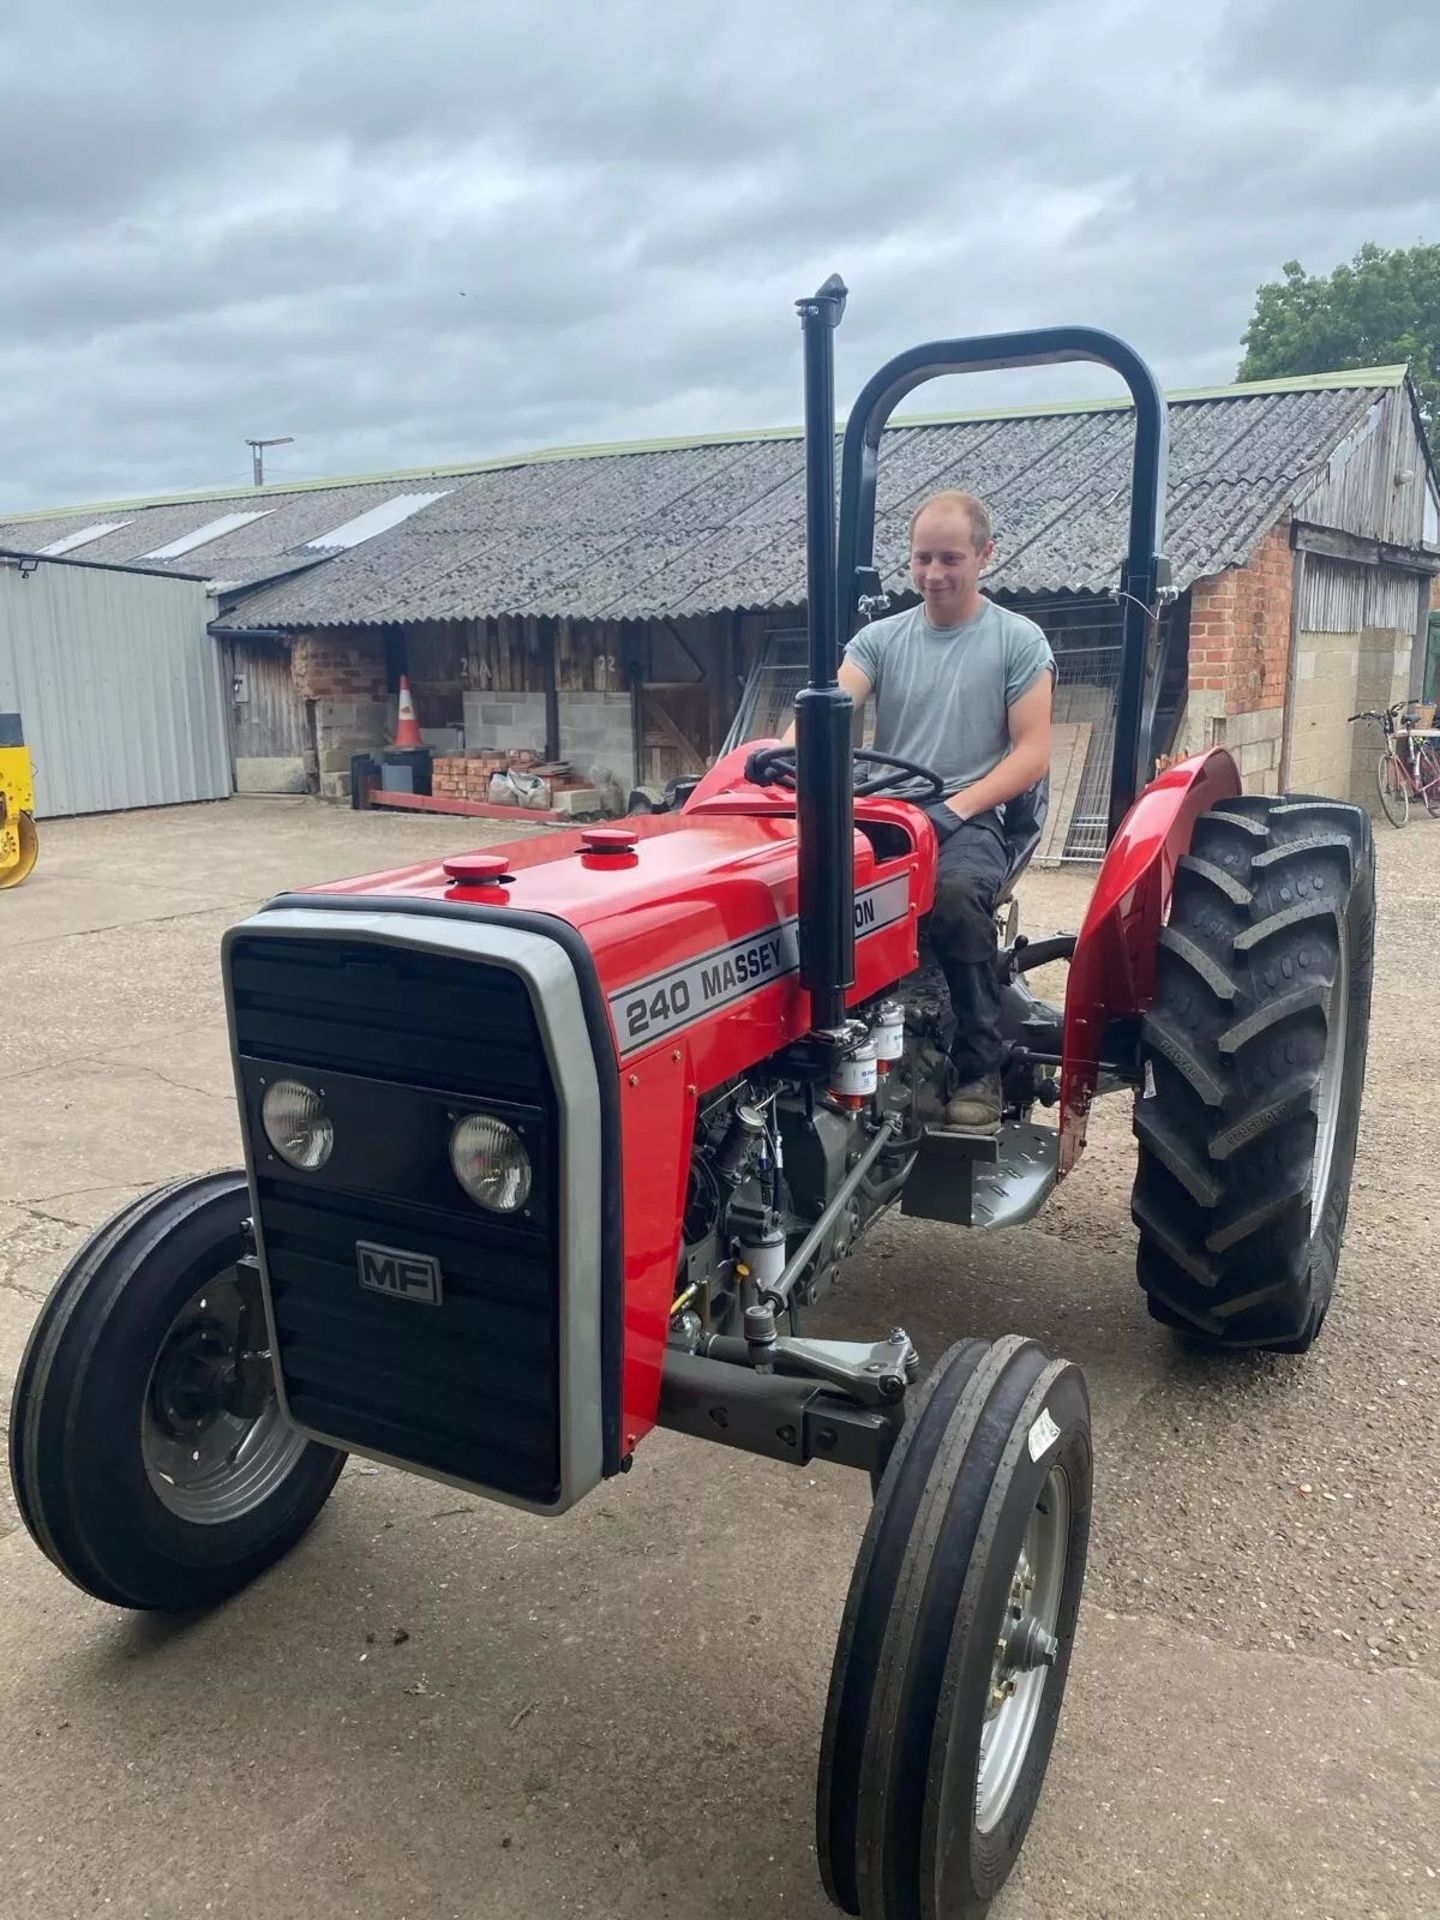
[{"left": 745, "top": 744, "right": 946, "bottom": 802}]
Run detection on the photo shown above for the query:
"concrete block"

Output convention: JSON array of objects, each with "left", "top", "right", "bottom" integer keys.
[
  {"left": 235, "top": 756, "right": 308, "bottom": 795},
  {"left": 550, "top": 787, "right": 603, "bottom": 816},
  {"left": 1226, "top": 707, "right": 1283, "bottom": 750},
  {"left": 1236, "top": 738, "right": 1276, "bottom": 777}
]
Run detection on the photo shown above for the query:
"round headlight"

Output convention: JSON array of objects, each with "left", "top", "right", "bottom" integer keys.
[
  {"left": 449, "top": 1113, "right": 532, "bottom": 1212},
  {"left": 261, "top": 1079, "right": 334, "bottom": 1171}
]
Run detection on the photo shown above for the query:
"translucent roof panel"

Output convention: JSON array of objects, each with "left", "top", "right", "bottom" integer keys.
[
  {"left": 37, "top": 520, "right": 131, "bottom": 555},
  {"left": 303, "top": 491, "right": 451, "bottom": 551},
  {"left": 142, "top": 509, "right": 274, "bottom": 560}
]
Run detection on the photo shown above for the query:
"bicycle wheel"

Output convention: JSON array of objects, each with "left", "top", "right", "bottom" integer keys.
[
  {"left": 1417, "top": 743, "right": 1440, "bottom": 819},
  {"left": 1377, "top": 751, "right": 1409, "bottom": 827}
]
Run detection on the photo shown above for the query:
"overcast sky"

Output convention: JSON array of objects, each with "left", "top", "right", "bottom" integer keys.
[{"left": 3, "top": 0, "right": 1436, "bottom": 512}]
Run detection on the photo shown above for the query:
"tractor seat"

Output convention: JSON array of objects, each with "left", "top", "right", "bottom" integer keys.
[{"left": 994, "top": 775, "right": 1048, "bottom": 906}]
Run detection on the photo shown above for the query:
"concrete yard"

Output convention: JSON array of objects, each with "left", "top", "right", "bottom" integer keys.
[{"left": 1, "top": 795, "right": 1436, "bottom": 1920}]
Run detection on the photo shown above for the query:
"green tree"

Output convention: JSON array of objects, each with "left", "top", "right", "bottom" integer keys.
[{"left": 1238, "top": 242, "right": 1440, "bottom": 425}]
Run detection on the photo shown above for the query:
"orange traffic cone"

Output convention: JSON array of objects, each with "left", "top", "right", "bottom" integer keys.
[{"left": 394, "top": 675, "right": 423, "bottom": 749}]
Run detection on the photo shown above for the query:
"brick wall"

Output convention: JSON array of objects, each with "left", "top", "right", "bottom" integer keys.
[
  {"left": 1188, "top": 522, "right": 1294, "bottom": 718},
  {"left": 290, "top": 630, "right": 389, "bottom": 800},
  {"left": 1184, "top": 523, "right": 1295, "bottom": 793},
  {"left": 291, "top": 631, "right": 386, "bottom": 703}
]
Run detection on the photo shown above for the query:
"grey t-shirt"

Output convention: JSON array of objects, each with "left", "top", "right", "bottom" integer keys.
[{"left": 845, "top": 599, "right": 1054, "bottom": 801}]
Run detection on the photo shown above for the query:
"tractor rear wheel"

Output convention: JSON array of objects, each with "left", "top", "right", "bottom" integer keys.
[
  {"left": 817, "top": 1336, "right": 1091, "bottom": 1919},
  {"left": 1132, "top": 795, "right": 1375, "bottom": 1351},
  {"left": 9, "top": 1171, "right": 345, "bottom": 1609}
]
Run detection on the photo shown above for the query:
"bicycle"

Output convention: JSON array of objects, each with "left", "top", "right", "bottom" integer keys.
[{"left": 1349, "top": 701, "right": 1440, "bottom": 827}]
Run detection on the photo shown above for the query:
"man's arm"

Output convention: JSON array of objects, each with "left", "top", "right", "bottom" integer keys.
[
  {"left": 779, "top": 657, "right": 873, "bottom": 745},
  {"left": 943, "top": 671, "right": 1052, "bottom": 821}
]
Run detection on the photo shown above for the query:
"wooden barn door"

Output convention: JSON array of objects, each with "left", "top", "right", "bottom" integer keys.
[{"left": 640, "top": 682, "right": 711, "bottom": 787}]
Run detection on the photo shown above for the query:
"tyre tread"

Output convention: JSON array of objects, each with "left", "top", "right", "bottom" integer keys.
[{"left": 1132, "top": 793, "right": 1374, "bottom": 1350}]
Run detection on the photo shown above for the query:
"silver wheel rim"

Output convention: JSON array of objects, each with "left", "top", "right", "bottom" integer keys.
[
  {"left": 1311, "top": 933, "right": 1349, "bottom": 1236},
  {"left": 976, "top": 1462, "right": 1071, "bottom": 1834},
  {"left": 142, "top": 1266, "right": 306, "bottom": 1525}
]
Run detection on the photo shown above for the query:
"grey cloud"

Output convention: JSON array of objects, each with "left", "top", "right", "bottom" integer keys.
[{"left": 2, "top": 0, "right": 1436, "bottom": 511}]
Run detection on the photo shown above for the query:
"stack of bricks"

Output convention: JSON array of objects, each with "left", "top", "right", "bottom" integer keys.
[
  {"left": 431, "top": 751, "right": 516, "bottom": 801},
  {"left": 431, "top": 750, "right": 596, "bottom": 808}
]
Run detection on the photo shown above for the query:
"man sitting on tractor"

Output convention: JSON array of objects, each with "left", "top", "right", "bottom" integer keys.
[{"left": 835, "top": 489, "right": 1054, "bottom": 1130}]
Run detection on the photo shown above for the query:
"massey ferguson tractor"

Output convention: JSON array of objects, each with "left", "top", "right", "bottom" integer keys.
[{"left": 10, "top": 279, "right": 1374, "bottom": 1918}]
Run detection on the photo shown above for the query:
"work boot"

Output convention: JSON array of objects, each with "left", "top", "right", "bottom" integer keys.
[{"left": 943, "top": 1072, "right": 1002, "bottom": 1132}]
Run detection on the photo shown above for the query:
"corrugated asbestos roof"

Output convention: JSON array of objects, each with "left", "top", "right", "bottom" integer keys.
[{"left": 0, "top": 367, "right": 1418, "bottom": 630}]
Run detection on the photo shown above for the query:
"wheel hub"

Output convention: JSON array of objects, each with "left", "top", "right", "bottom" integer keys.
[
  {"left": 150, "top": 1324, "right": 236, "bottom": 1435},
  {"left": 141, "top": 1269, "right": 307, "bottom": 1526},
  {"left": 977, "top": 1464, "right": 1071, "bottom": 1833}
]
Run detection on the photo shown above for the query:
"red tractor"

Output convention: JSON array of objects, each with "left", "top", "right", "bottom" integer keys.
[{"left": 10, "top": 279, "right": 1374, "bottom": 1918}]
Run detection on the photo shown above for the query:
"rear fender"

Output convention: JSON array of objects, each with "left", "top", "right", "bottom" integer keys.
[{"left": 1059, "top": 748, "right": 1241, "bottom": 1174}]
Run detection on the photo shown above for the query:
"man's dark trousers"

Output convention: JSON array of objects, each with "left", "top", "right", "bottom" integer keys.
[{"left": 924, "top": 808, "right": 1010, "bottom": 1084}]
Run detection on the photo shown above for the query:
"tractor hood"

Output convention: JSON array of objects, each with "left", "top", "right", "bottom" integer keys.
[{"left": 298, "top": 810, "right": 894, "bottom": 1015}]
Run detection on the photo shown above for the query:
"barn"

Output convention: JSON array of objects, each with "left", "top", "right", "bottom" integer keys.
[{"left": 2, "top": 362, "right": 1435, "bottom": 850}]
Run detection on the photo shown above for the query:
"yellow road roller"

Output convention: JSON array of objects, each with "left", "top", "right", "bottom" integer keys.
[{"left": 0, "top": 713, "right": 38, "bottom": 889}]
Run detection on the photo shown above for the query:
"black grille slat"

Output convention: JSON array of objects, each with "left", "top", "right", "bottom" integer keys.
[
  {"left": 231, "top": 945, "right": 534, "bottom": 1026},
  {"left": 259, "top": 1188, "right": 552, "bottom": 1299},
  {"left": 236, "top": 1006, "right": 546, "bottom": 1096},
  {"left": 231, "top": 938, "right": 547, "bottom": 1096},
  {"left": 230, "top": 930, "right": 565, "bottom": 1504},
  {"left": 279, "top": 1346, "right": 557, "bottom": 1454},
  {"left": 268, "top": 1259, "right": 556, "bottom": 1382},
  {"left": 284, "top": 1394, "right": 558, "bottom": 1503}
]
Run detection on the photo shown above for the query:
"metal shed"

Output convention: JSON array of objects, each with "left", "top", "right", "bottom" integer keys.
[{"left": 0, "top": 552, "right": 231, "bottom": 819}]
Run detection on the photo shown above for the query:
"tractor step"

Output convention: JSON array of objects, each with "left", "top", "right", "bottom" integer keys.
[{"left": 901, "top": 1120, "right": 1059, "bottom": 1230}]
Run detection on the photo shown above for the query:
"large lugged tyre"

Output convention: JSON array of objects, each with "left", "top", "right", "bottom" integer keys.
[
  {"left": 9, "top": 1171, "right": 346, "bottom": 1610},
  {"left": 1132, "top": 795, "right": 1375, "bottom": 1350}
]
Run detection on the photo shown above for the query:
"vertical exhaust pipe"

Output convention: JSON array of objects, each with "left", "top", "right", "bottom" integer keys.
[{"left": 793, "top": 275, "right": 855, "bottom": 1037}]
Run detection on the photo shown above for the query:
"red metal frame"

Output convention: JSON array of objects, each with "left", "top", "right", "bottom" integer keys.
[
  {"left": 309, "top": 742, "right": 935, "bottom": 1452},
  {"left": 1058, "top": 747, "right": 1241, "bottom": 1173},
  {"left": 309, "top": 739, "right": 1238, "bottom": 1450}
]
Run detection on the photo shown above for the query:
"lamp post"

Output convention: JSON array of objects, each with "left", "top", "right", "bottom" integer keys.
[{"left": 245, "top": 437, "right": 294, "bottom": 486}]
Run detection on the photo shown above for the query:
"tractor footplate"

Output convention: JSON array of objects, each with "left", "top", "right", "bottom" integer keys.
[{"left": 901, "top": 1120, "right": 1059, "bottom": 1229}]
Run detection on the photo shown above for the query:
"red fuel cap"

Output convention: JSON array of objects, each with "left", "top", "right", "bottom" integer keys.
[
  {"left": 443, "top": 852, "right": 512, "bottom": 887},
  {"left": 580, "top": 827, "right": 639, "bottom": 855}
]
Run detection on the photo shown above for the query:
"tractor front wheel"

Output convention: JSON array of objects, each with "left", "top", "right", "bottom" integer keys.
[
  {"left": 1133, "top": 795, "right": 1375, "bottom": 1351},
  {"left": 817, "top": 1336, "right": 1091, "bottom": 1919},
  {"left": 9, "top": 1171, "right": 345, "bottom": 1609}
]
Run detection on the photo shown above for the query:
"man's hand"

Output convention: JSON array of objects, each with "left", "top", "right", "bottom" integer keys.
[
  {"left": 944, "top": 671, "right": 1053, "bottom": 821},
  {"left": 779, "top": 658, "right": 873, "bottom": 745}
]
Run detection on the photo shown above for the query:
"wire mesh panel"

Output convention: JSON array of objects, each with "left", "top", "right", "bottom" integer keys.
[
  {"left": 726, "top": 600, "right": 1134, "bottom": 862},
  {"left": 1018, "top": 599, "right": 1125, "bottom": 863},
  {"left": 722, "top": 628, "right": 809, "bottom": 752}
]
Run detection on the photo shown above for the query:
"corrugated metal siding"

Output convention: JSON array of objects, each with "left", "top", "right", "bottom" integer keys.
[
  {"left": 0, "top": 561, "right": 230, "bottom": 818},
  {"left": 1301, "top": 557, "right": 1367, "bottom": 633},
  {"left": 1299, "top": 555, "right": 1426, "bottom": 634},
  {"left": 1367, "top": 566, "right": 1426, "bottom": 633}
]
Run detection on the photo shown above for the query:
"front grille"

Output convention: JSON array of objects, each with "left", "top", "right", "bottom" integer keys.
[{"left": 229, "top": 932, "right": 564, "bottom": 1505}]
